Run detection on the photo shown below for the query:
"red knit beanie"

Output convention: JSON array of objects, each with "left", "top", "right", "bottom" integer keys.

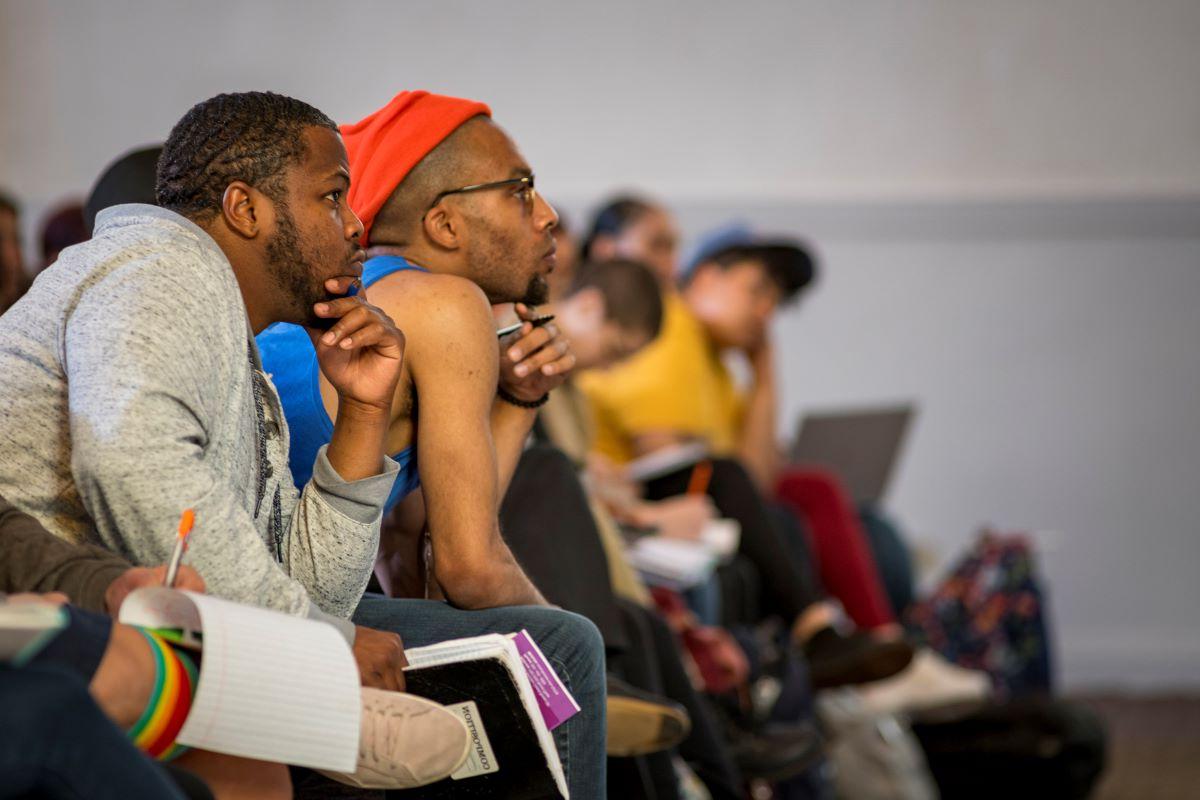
[{"left": 341, "top": 90, "right": 491, "bottom": 246}]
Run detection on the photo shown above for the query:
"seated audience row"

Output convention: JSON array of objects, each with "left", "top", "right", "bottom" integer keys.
[{"left": 0, "top": 86, "right": 993, "bottom": 800}]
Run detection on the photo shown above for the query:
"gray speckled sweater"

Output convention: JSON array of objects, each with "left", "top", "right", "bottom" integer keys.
[{"left": 0, "top": 205, "right": 397, "bottom": 631}]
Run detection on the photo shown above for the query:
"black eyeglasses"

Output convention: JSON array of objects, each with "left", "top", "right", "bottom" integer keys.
[{"left": 427, "top": 175, "right": 537, "bottom": 213}]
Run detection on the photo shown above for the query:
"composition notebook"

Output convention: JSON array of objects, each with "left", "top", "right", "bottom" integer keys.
[{"left": 390, "top": 632, "right": 576, "bottom": 799}]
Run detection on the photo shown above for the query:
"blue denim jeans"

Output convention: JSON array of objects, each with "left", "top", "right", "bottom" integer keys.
[
  {"left": 353, "top": 595, "right": 607, "bottom": 799},
  {"left": 0, "top": 665, "right": 188, "bottom": 799}
]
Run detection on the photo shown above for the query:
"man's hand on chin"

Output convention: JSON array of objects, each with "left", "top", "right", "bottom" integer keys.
[
  {"left": 312, "top": 278, "right": 406, "bottom": 411},
  {"left": 744, "top": 331, "right": 774, "bottom": 379}
]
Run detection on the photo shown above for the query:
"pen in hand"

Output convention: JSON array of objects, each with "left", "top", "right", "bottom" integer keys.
[
  {"left": 164, "top": 509, "right": 195, "bottom": 588},
  {"left": 497, "top": 314, "right": 556, "bottom": 339},
  {"left": 686, "top": 461, "right": 713, "bottom": 496}
]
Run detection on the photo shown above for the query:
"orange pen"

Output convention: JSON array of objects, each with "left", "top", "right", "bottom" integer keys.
[
  {"left": 163, "top": 508, "right": 195, "bottom": 588},
  {"left": 686, "top": 460, "right": 713, "bottom": 496}
]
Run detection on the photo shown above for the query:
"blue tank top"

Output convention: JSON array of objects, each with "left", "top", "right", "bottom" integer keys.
[{"left": 257, "top": 255, "right": 425, "bottom": 512}]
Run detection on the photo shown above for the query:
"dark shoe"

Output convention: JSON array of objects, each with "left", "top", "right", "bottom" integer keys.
[
  {"left": 728, "top": 721, "right": 824, "bottom": 782},
  {"left": 606, "top": 675, "right": 692, "bottom": 757},
  {"left": 802, "top": 627, "right": 914, "bottom": 690}
]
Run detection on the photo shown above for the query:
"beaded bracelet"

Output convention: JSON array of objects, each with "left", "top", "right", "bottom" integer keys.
[{"left": 497, "top": 386, "right": 550, "bottom": 409}]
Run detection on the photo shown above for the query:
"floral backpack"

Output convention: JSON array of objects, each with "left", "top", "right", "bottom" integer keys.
[{"left": 906, "top": 531, "right": 1054, "bottom": 697}]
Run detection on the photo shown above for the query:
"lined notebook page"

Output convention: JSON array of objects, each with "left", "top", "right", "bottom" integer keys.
[
  {"left": 120, "top": 588, "right": 360, "bottom": 771},
  {"left": 403, "top": 633, "right": 511, "bottom": 668}
]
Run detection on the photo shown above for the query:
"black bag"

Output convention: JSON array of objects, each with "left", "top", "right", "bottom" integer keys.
[{"left": 911, "top": 698, "right": 1107, "bottom": 800}]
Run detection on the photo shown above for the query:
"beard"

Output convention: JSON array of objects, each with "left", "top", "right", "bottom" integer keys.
[
  {"left": 265, "top": 201, "right": 332, "bottom": 328},
  {"left": 469, "top": 213, "right": 552, "bottom": 306},
  {"left": 522, "top": 273, "right": 549, "bottom": 305}
]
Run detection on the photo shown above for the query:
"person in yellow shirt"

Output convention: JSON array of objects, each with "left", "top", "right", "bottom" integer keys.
[
  {"left": 578, "top": 199, "right": 915, "bottom": 690},
  {"left": 581, "top": 288, "right": 744, "bottom": 465},
  {"left": 579, "top": 209, "right": 803, "bottom": 492}
]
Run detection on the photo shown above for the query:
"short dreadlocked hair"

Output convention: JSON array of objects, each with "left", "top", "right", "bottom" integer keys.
[{"left": 156, "top": 91, "right": 338, "bottom": 220}]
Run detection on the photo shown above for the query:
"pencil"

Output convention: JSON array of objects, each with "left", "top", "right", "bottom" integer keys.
[
  {"left": 163, "top": 508, "right": 195, "bottom": 588},
  {"left": 686, "top": 460, "right": 713, "bottom": 496}
]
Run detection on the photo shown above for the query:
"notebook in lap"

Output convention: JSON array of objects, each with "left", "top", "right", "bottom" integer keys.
[
  {"left": 392, "top": 632, "right": 575, "bottom": 799},
  {"left": 788, "top": 405, "right": 915, "bottom": 505}
]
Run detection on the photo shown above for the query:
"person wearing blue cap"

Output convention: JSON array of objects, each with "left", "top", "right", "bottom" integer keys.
[
  {"left": 671, "top": 224, "right": 816, "bottom": 486},
  {"left": 581, "top": 204, "right": 994, "bottom": 719},
  {"left": 580, "top": 196, "right": 813, "bottom": 487},
  {"left": 577, "top": 200, "right": 918, "bottom": 691}
]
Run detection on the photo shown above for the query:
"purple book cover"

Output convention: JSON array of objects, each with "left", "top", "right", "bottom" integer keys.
[{"left": 510, "top": 629, "right": 581, "bottom": 731}]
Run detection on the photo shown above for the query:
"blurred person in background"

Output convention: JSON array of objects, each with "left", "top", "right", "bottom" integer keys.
[
  {"left": 584, "top": 206, "right": 989, "bottom": 714},
  {"left": 546, "top": 211, "right": 581, "bottom": 301},
  {"left": 1, "top": 190, "right": 29, "bottom": 314},
  {"left": 582, "top": 194, "right": 680, "bottom": 286},
  {"left": 579, "top": 198, "right": 913, "bottom": 689},
  {"left": 541, "top": 257, "right": 832, "bottom": 793},
  {"left": 84, "top": 145, "right": 163, "bottom": 234},
  {"left": 38, "top": 200, "right": 89, "bottom": 271}
]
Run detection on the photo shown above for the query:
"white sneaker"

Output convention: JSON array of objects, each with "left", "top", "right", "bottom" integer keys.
[
  {"left": 319, "top": 688, "right": 471, "bottom": 789},
  {"left": 857, "top": 649, "right": 991, "bottom": 717}
]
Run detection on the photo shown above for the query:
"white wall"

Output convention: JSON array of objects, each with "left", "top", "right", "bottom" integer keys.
[
  {"left": 666, "top": 199, "right": 1200, "bottom": 691},
  {"left": 3, "top": 1, "right": 1199, "bottom": 688},
  {"left": 4, "top": 0, "right": 1200, "bottom": 211}
]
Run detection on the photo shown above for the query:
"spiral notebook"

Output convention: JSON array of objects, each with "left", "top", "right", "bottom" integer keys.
[{"left": 119, "top": 588, "right": 361, "bottom": 772}]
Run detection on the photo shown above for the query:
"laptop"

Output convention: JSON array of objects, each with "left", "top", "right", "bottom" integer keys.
[{"left": 788, "top": 405, "right": 915, "bottom": 505}]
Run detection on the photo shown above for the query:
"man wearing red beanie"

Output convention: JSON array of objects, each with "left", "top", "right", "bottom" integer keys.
[
  {"left": 259, "top": 91, "right": 606, "bottom": 797},
  {"left": 263, "top": 90, "right": 566, "bottom": 605}
]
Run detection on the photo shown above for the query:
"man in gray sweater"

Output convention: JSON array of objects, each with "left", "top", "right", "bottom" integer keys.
[
  {"left": 0, "top": 91, "right": 605, "bottom": 795},
  {"left": 0, "top": 92, "right": 408, "bottom": 678}
]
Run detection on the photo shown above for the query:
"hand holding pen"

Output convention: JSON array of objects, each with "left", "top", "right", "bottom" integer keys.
[
  {"left": 103, "top": 539, "right": 205, "bottom": 614},
  {"left": 496, "top": 314, "right": 555, "bottom": 339},
  {"left": 497, "top": 303, "right": 575, "bottom": 405}
]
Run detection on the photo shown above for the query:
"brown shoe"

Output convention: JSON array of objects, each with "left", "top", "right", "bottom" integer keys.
[
  {"left": 606, "top": 675, "right": 692, "bottom": 757},
  {"left": 319, "top": 689, "right": 471, "bottom": 789},
  {"left": 802, "top": 628, "right": 915, "bottom": 690}
]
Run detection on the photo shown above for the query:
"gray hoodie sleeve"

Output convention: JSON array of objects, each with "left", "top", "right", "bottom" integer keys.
[
  {"left": 61, "top": 247, "right": 388, "bottom": 621},
  {"left": 279, "top": 444, "right": 398, "bottom": 619}
]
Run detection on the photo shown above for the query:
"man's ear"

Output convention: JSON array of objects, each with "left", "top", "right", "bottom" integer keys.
[
  {"left": 220, "top": 181, "right": 266, "bottom": 239},
  {"left": 422, "top": 204, "right": 461, "bottom": 251}
]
